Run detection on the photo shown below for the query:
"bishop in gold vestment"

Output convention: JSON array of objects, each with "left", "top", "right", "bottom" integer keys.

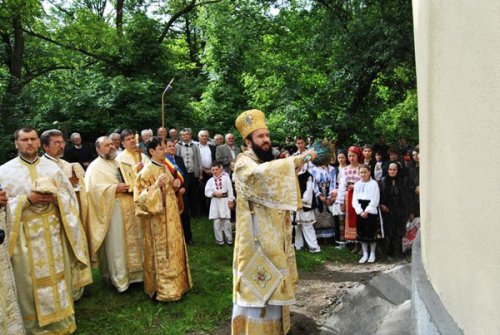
[
  {"left": 231, "top": 110, "right": 316, "bottom": 335},
  {"left": 0, "top": 128, "right": 91, "bottom": 334},
  {"left": 134, "top": 141, "right": 192, "bottom": 301},
  {"left": 85, "top": 136, "right": 144, "bottom": 292}
]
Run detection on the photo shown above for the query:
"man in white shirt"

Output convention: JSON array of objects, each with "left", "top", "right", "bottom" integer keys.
[
  {"left": 176, "top": 128, "right": 202, "bottom": 218},
  {"left": 197, "top": 129, "right": 216, "bottom": 215}
]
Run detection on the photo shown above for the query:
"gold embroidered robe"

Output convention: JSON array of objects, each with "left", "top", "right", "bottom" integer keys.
[
  {"left": 231, "top": 150, "right": 303, "bottom": 335},
  {"left": 0, "top": 157, "right": 91, "bottom": 334},
  {"left": 85, "top": 157, "right": 144, "bottom": 292},
  {"left": 0, "top": 206, "right": 25, "bottom": 335},
  {"left": 116, "top": 149, "right": 149, "bottom": 191},
  {"left": 58, "top": 160, "right": 90, "bottom": 245},
  {"left": 41, "top": 155, "right": 91, "bottom": 298},
  {"left": 134, "top": 161, "right": 192, "bottom": 301}
]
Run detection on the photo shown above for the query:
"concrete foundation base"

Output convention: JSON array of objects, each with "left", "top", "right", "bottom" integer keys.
[{"left": 411, "top": 233, "right": 464, "bottom": 335}]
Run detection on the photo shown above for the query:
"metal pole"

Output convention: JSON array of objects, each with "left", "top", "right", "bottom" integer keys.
[{"left": 161, "top": 77, "right": 175, "bottom": 130}]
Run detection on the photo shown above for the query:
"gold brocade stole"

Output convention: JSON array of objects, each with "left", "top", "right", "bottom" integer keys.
[
  {"left": 22, "top": 206, "right": 73, "bottom": 326},
  {"left": 119, "top": 162, "right": 136, "bottom": 192},
  {"left": 10, "top": 158, "right": 73, "bottom": 326},
  {"left": 116, "top": 193, "right": 144, "bottom": 273}
]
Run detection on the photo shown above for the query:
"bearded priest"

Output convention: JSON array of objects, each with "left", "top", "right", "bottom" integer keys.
[
  {"left": 231, "top": 110, "right": 316, "bottom": 335},
  {"left": 85, "top": 136, "right": 144, "bottom": 292}
]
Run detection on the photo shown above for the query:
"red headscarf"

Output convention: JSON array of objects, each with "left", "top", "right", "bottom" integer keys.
[{"left": 348, "top": 146, "right": 364, "bottom": 163}]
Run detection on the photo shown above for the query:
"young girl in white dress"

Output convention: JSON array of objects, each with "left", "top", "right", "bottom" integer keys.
[{"left": 352, "top": 164, "right": 380, "bottom": 263}]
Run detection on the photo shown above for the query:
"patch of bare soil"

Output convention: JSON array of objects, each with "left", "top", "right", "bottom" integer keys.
[
  {"left": 290, "top": 262, "right": 397, "bottom": 335},
  {"left": 207, "top": 262, "right": 398, "bottom": 335}
]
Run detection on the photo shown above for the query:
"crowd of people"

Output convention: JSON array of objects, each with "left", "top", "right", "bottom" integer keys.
[
  {"left": 289, "top": 138, "right": 420, "bottom": 264},
  {"left": 0, "top": 111, "right": 419, "bottom": 334}
]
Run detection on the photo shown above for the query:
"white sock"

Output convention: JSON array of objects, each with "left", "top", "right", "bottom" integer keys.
[
  {"left": 359, "top": 242, "right": 369, "bottom": 263},
  {"left": 368, "top": 242, "right": 376, "bottom": 262}
]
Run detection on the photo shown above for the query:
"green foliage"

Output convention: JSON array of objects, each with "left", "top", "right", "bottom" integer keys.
[
  {"left": 0, "top": 0, "right": 418, "bottom": 163},
  {"left": 374, "top": 89, "right": 418, "bottom": 144}
]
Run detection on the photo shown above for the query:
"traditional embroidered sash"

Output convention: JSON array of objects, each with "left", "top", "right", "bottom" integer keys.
[{"left": 164, "top": 156, "right": 185, "bottom": 184}]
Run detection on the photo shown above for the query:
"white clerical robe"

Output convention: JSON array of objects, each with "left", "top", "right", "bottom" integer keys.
[
  {"left": 85, "top": 157, "right": 144, "bottom": 292},
  {"left": 0, "top": 157, "right": 91, "bottom": 334}
]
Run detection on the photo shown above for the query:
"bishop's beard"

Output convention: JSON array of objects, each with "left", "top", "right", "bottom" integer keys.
[{"left": 250, "top": 139, "right": 275, "bottom": 162}]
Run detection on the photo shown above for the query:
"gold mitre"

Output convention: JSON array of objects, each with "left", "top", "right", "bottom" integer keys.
[{"left": 235, "top": 109, "right": 268, "bottom": 139}]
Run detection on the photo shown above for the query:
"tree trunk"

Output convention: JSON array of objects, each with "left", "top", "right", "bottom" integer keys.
[
  {"left": 8, "top": 15, "right": 24, "bottom": 95},
  {"left": 116, "top": 0, "right": 124, "bottom": 35}
]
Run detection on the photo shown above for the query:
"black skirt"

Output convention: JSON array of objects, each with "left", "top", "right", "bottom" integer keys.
[{"left": 356, "top": 199, "right": 378, "bottom": 242}]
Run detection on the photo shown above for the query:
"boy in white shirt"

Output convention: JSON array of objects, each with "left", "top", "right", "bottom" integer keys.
[{"left": 205, "top": 161, "right": 235, "bottom": 245}]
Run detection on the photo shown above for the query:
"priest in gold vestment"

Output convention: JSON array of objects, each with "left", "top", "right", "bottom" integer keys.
[
  {"left": 85, "top": 136, "right": 144, "bottom": 292},
  {"left": 232, "top": 110, "right": 316, "bottom": 335},
  {"left": 0, "top": 190, "right": 25, "bottom": 335},
  {"left": 0, "top": 127, "right": 91, "bottom": 334},
  {"left": 40, "top": 129, "right": 91, "bottom": 299},
  {"left": 116, "top": 129, "right": 150, "bottom": 192},
  {"left": 134, "top": 137, "right": 192, "bottom": 301}
]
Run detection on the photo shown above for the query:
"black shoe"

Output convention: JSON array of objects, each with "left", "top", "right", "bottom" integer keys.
[{"left": 186, "top": 240, "right": 195, "bottom": 245}]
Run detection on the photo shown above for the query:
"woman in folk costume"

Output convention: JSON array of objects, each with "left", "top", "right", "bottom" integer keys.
[
  {"left": 205, "top": 161, "right": 235, "bottom": 246},
  {"left": 231, "top": 109, "right": 317, "bottom": 335},
  {"left": 330, "top": 149, "right": 348, "bottom": 248},
  {"left": 310, "top": 155, "right": 337, "bottom": 240},
  {"left": 336, "top": 146, "right": 363, "bottom": 245},
  {"left": 352, "top": 165, "right": 380, "bottom": 263},
  {"left": 293, "top": 162, "right": 321, "bottom": 253}
]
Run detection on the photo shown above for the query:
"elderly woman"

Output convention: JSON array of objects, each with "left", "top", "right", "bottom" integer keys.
[{"left": 380, "top": 162, "right": 410, "bottom": 257}]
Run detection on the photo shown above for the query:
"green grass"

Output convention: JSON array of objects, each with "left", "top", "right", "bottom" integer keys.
[{"left": 74, "top": 218, "right": 357, "bottom": 334}]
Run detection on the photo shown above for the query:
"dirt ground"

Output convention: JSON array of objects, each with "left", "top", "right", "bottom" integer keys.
[
  {"left": 211, "top": 261, "right": 398, "bottom": 335},
  {"left": 289, "top": 261, "right": 398, "bottom": 335}
]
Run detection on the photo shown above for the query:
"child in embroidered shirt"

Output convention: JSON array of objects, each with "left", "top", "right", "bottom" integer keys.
[
  {"left": 205, "top": 161, "right": 235, "bottom": 245},
  {"left": 352, "top": 164, "right": 380, "bottom": 263}
]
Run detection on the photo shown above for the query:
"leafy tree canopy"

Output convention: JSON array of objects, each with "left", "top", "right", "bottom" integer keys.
[{"left": 0, "top": 0, "right": 417, "bottom": 162}]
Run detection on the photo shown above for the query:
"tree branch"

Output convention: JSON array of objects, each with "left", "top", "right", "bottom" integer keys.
[
  {"left": 158, "top": 0, "right": 222, "bottom": 44},
  {"left": 45, "top": 0, "right": 75, "bottom": 20},
  {"left": 23, "top": 28, "right": 119, "bottom": 65},
  {"left": 20, "top": 59, "right": 96, "bottom": 89}
]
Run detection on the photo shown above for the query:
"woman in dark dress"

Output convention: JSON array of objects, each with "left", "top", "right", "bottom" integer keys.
[
  {"left": 380, "top": 162, "right": 410, "bottom": 257},
  {"left": 407, "top": 148, "right": 420, "bottom": 220}
]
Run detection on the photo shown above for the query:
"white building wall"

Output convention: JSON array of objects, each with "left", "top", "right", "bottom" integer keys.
[{"left": 413, "top": 1, "right": 500, "bottom": 334}]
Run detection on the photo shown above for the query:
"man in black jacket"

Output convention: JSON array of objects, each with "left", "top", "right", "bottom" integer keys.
[{"left": 64, "top": 132, "right": 97, "bottom": 170}]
